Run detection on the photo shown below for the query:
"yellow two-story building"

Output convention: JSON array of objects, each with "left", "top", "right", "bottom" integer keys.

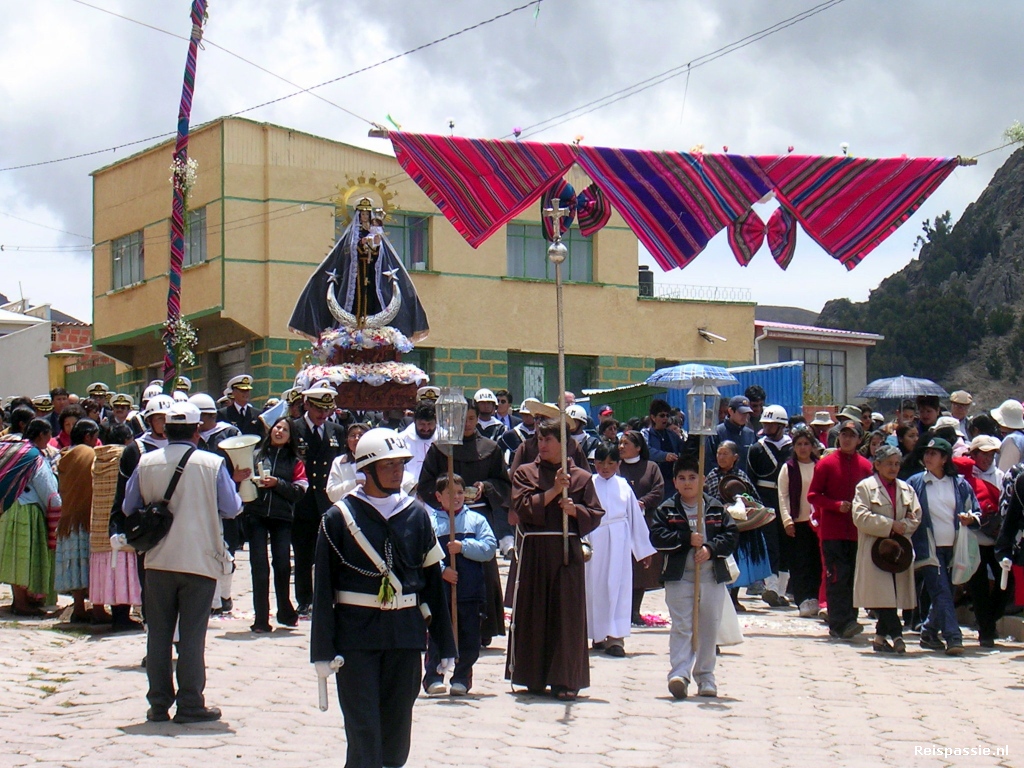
[{"left": 92, "top": 117, "right": 755, "bottom": 403}]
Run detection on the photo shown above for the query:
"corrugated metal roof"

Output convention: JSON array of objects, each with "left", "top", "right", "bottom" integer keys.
[
  {"left": 662, "top": 361, "right": 806, "bottom": 422},
  {"left": 755, "top": 320, "right": 883, "bottom": 343}
]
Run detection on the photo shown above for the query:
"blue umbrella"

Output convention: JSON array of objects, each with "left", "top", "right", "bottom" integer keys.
[
  {"left": 645, "top": 363, "right": 739, "bottom": 389},
  {"left": 856, "top": 376, "right": 948, "bottom": 400}
]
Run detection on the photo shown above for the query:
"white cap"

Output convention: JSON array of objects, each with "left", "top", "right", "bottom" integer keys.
[
  {"left": 226, "top": 374, "right": 253, "bottom": 391},
  {"left": 142, "top": 384, "right": 163, "bottom": 401},
  {"left": 935, "top": 415, "right": 965, "bottom": 437},
  {"left": 188, "top": 393, "right": 219, "bottom": 414},
  {"left": 991, "top": 399, "right": 1024, "bottom": 431},
  {"left": 143, "top": 394, "right": 175, "bottom": 420},
  {"left": 165, "top": 402, "right": 201, "bottom": 425},
  {"left": 969, "top": 435, "right": 1001, "bottom": 453},
  {"left": 171, "top": 390, "right": 189, "bottom": 403},
  {"left": 473, "top": 388, "right": 497, "bottom": 404}
]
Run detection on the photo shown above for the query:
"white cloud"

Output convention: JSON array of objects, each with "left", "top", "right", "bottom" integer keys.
[{"left": 1, "top": 0, "right": 1021, "bottom": 322}]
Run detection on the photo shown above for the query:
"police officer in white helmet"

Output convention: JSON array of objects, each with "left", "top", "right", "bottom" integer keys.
[{"left": 311, "top": 428, "right": 455, "bottom": 768}]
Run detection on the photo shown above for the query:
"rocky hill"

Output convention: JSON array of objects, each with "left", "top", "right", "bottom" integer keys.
[{"left": 817, "top": 147, "right": 1024, "bottom": 408}]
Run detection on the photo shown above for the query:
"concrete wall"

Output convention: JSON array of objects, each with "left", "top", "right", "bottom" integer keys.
[{"left": 0, "top": 321, "right": 51, "bottom": 397}]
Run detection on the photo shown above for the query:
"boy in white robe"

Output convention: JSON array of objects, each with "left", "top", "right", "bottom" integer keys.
[{"left": 585, "top": 443, "right": 657, "bottom": 656}]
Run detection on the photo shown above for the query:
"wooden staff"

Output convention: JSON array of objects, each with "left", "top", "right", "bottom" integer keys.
[
  {"left": 446, "top": 450, "right": 458, "bottom": 647},
  {"left": 692, "top": 436, "right": 706, "bottom": 653}
]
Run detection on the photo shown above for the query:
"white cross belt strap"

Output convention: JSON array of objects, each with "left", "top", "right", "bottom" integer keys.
[
  {"left": 335, "top": 590, "right": 418, "bottom": 610},
  {"left": 336, "top": 499, "right": 405, "bottom": 598}
]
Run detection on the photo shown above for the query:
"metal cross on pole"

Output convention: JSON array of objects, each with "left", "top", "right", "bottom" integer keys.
[{"left": 542, "top": 198, "right": 571, "bottom": 566}]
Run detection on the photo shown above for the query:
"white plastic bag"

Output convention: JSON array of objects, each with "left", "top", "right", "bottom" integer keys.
[{"left": 951, "top": 526, "right": 981, "bottom": 585}]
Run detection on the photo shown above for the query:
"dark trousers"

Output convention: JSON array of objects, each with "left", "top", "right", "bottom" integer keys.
[
  {"left": 920, "top": 546, "right": 963, "bottom": 643},
  {"left": 424, "top": 599, "right": 482, "bottom": 690},
  {"left": 248, "top": 516, "right": 296, "bottom": 627},
  {"left": 292, "top": 514, "right": 320, "bottom": 607},
  {"left": 136, "top": 552, "right": 147, "bottom": 621},
  {"left": 336, "top": 648, "right": 421, "bottom": 768},
  {"left": 788, "top": 521, "right": 822, "bottom": 605},
  {"left": 968, "top": 544, "right": 1005, "bottom": 641},
  {"left": 144, "top": 569, "right": 217, "bottom": 713},
  {"left": 760, "top": 490, "right": 783, "bottom": 573},
  {"left": 822, "top": 539, "right": 858, "bottom": 632},
  {"left": 222, "top": 517, "right": 241, "bottom": 554},
  {"left": 871, "top": 607, "right": 903, "bottom": 638}
]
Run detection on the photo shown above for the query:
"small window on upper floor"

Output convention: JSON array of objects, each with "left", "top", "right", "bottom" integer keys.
[
  {"left": 112, "top": 230, "right": 144, "bottom": 290},
  {"left": 506, "top": 224, "right": 592, "bottom": 282},
  {"left": 183, "top": 207, "right": 207, "bottom": 267}
]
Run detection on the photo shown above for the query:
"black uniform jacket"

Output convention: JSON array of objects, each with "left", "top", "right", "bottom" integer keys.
[
  {"left": 292, "top": 417, "right": 345, "bottom": 521},
  {"left": 310, "top": 493, "right": 456, "bottom": 661},
  {"left": 218, "top": 403, "right": 266, "bottom": 440},
  {"left": 650, "top": 492, "right": 739, "bottom": 584}
]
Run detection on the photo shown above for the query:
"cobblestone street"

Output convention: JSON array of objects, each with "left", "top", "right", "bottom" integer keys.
[{"left": 1, "top": 552, "right": 1022, "bottom": 768}]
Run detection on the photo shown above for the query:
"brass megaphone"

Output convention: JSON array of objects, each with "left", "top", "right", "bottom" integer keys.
[{"left": 218, "top": 434, "right": 262, "bottom": 503}]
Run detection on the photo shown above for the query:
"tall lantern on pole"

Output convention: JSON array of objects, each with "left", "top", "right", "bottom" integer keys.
[
  {"left": 434, "top": 386, "right": 468, "bottom": 646},
  {"left": 685, "top": 377, "right": 722, "bottom": 653}
]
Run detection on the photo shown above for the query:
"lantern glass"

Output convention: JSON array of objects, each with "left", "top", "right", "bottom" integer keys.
[
  {"left": 686, "top": 379, "right": 721, "bottom": 436},
  {"left": 435, "top": 386, "right": 468, "bottom": 446}
]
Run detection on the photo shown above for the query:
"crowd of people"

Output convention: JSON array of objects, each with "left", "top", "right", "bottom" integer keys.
[{"left": 2, "top": 376, "right": 1024, "bottom": 762}]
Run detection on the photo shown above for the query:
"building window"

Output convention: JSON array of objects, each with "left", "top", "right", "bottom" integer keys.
[
  {"left": 333, "top": 211, "right": 430, "bottom": 272},
  {"left": 112, "top": 230, "right": 144, "bottom": 289},
  {"left": 386, "top": 214, "right": 429, "bottom": 271},
  {"left": 780, "top": 346, "right": 846, "bottom": 405},
  {"left": 183, "top": 207, "right": 207, "bottom": 267},
  {"left": 507, "top": 352, "right": 595, "bottom": 402},
  {"left": 506, "top": 224, "right": 593, "bottom": 282}
]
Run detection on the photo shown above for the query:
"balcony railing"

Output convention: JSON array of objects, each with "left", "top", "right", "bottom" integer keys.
[{"left": 642, "top": 282, "right": 753, "bottom": 303}]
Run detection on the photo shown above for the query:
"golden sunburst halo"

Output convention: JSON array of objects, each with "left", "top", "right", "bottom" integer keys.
[{"left": 332, "top": 173, "right": 398, "bottom": 226}]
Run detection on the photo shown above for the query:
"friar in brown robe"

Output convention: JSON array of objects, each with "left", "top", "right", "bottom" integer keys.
[{"left": 506, "top": 419, "right": 603, "bottom": 699}]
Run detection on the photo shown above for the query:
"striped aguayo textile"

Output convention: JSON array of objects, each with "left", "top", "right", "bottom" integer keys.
[
  {"left": 390, "top": 133, "right": 576, "bottom": 248},
  {"left": 89, "top": 444, "right": 124, "bottom": 554},
  {"left": 389, "top": 132, "right": 959, "bottom": 271},
  {"left": 756, "top": 155, "right": 958, "bottom": 270}
]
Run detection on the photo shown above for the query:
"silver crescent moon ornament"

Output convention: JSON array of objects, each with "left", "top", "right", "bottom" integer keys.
[
  {"left": 326, "top": 281, "right": 358, "bottom": 327},
  {"left": 361, "top": 271, "right": 403, "bottom": 329}
]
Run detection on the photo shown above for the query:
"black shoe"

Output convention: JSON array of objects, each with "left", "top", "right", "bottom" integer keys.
[
  {"left": 220, "top": 598, "right": 233, "bottom": 614},
  {"left": 140, "top": 655, "right": 147, "bottom": 668},
  {"left": 919, "top": 632, "right": 944, "bottom": 651},
  {"left": 111, "top": 619, "right": 145, "bottom": 633},
  {"left": 871, "top": 635, "right": 895, "bottom": 654},
  {"left": 173, "top": 706, "right": 222, "bottom": 724},
  {"left": 250, "top": 623, "right": 273, "bottom": 634},
  {"left": 604, "top": 644, "right": 626, "bottom": 658},
  {"left": 892, "top": 637, "right": 907, "bottom": 655},
  {"left": 146, "top": 707, "right": 169, "bottom": 722},
  {"left": 297, "top": 604, "right": 312, "bottom": 618},
  {"left": 945, "top": 640, "right": 965, "bottom": 657},
  {"left": 840, "top": 621, "right": 864, "bottom": 640},
  {"left": 979, "top": 636, "right": 996, "bottom": 649}
]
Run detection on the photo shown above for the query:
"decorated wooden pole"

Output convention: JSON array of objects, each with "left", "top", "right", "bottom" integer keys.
[
  {"left": 163, "top": 0, "right": 208, "bottom": 389},
  {"left": 542, "top": 199, "right": 572, "bottom": 566}
]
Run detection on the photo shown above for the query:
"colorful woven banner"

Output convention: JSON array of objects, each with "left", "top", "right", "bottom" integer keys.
[
  {"left": 163, "top": 0, "right": 207, "bottom": 387},
  {"left": 756, "top": 155, "right": 958, "bottom": 270},
  {"left": 576, "top": 183, "right": 611, "bottom": 237},
  {"left": 766, "top": 206, "right": 798, "bottom": 270},
  {"left": 390, "top": 133, "right": 576, "bottom": 247},
  {"left": 727, "top": 209, "right": 765, "bottom": 267},
  {"left": 575, "top": 147, "right": 772, "bottom": 270}
]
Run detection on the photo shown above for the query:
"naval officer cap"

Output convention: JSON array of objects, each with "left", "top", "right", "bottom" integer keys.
[
  {"left": 284, "top": 387, "right": 303, "bottom": 405},
  {"left": 110, "top": 393, "right": 134, "bottom": 408},
  {"left": 417, "top": 386, "right": 440, "bottom": 402},
  {"left": 32, "top": 394, "right": 54, "bottom": 412},
  {"left": 86, "top": 382, "right": 110, "bottom": 396},
  {"left": 303, "top": 385, "right": 338, "bottom": 410},
  {"left": 227, "top": 374, "right": 253, "bottom": 391},
  {"left": 173, "top": 376, "right": 192, "bottom": 392}
]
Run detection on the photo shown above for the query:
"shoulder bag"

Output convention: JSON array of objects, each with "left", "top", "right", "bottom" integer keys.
[{"left": 125, "top": 448, "right": 195, "bottom": 553}]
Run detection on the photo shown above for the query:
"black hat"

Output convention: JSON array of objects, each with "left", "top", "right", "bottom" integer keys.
[{"left": 871, "top": 534, "right": 914, "bottom": 574}]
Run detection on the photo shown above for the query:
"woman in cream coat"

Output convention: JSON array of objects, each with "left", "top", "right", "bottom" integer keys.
[{"left": 852, "top": 445, "right": 922, "bottom": 654}]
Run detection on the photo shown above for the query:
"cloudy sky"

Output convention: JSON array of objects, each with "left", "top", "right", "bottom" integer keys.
[{"left": 2, "top": 0, "right": 1022, "bottom": 322}]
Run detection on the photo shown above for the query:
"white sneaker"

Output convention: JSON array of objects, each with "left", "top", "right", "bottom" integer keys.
[
  {"left": 697, "top": 681, "right": 718, "bottom": 697},
  {"left": 426, "top": 682, "right": 446, "bottom": 696},
  {"left": 668, "top": 676, "right": 688, "bottom": 700},
  {"left": 798, "top": 599, "right": 820, "bottom": 618},
  {"left": 449, "top": 682, "right": 468, "bottom": 696}
]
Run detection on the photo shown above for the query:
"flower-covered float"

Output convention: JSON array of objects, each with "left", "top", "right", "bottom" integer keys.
[{"left": 288, "top": 195, "right": 430, "bottom": 410}]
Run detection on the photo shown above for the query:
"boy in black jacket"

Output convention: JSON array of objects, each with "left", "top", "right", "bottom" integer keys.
[{"left": 650, "top": 456, "right": 739, "bottom": 700}]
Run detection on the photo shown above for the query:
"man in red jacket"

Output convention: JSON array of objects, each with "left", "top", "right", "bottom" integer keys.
[{"left": 808, "top": 420, "right": 872, "bottom": 639}]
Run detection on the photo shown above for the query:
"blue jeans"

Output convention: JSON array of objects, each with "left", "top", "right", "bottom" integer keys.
[{"left": 919, "top": 545, "right": 962, "bottom": 644}]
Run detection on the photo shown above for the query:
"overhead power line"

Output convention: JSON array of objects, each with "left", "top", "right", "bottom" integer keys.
[{"left": 0, "top": 0, "right": 543, "bottom": 173}]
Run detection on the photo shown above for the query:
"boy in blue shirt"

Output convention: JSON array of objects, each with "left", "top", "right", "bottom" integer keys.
[{"left": 423, "top": 473, "right": 497, "bottom": 696}]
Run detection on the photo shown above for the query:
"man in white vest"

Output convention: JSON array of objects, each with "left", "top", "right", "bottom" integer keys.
[{"left": 123, "top": 401, "right": 242, "bottom": 724}]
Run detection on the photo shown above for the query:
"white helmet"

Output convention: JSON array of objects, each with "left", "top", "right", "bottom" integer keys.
[
  {"left": 473, "top": 388, "right": 497, "bottom": 404},
  {"left": 171, "top": 390, "right": 189, "bottom": 403},
  {"left": 761, "top": 404, "right": 789, "bottom": 425},
  {"left": 566, "top": 404, "right": 589, "bottom": 425},
  {"left": 355, "top": 428, "right": 413, "bottom": 470},
  {"left": 188, "top": 393, "right": 219, "bottom": 414},
  {"left": 142, "top": 394, "right": 175, "bottom": 421},
  {"left": 142, "top": 384, "right": 163, "bottom": 402}
]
